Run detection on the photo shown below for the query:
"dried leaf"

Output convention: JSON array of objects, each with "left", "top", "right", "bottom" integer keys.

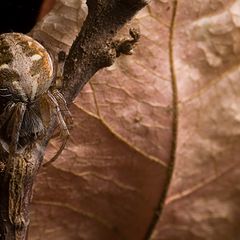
[
  {"left": 30, "top": 0, "right": 88, "bottom": 59},
  {"left": 29, "top": 1, "right": 240, "bottom": 240},
  {"left": 151, "top": 1, "right": 240, "bottom": 240}
]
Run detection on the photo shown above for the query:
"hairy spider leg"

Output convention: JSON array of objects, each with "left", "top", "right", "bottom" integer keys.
[
  {"left": 52, "top": 89, "right": 73, "bottom": 128},
  {"left": 0, "top": 102, "right": 17, "bottom": 152},
  {"left": 49, "top": 89, "right": 73, "bottom": 139},
  {"left": 43, "top": 91, "right": 70, "bottom": 167},
  {"left": 9, "top": 103, "right": 26, "bottom": 154},
  {"left": 0, "top": 102, "right": 16, "bottom": 129}
]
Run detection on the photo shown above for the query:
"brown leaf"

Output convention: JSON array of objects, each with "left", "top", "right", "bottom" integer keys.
[
  {"left": 29, "top": 1, "right": 240, "bottom": 240},
  {"left": 151, "top": 1, "right": 240, "bottom": 240},
  {"left": 30, "top": 0, "right": 88, "bottom": 60}
]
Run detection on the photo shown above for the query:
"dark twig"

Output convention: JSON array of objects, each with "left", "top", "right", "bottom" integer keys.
[{"left": 63, "top": 0, "right": 148, "bottom": 103}]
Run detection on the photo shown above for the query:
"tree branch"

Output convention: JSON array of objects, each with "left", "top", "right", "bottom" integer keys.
[
  {"left": 0, "top": 0, "right": 148, "bottom": 239},
  {"left": 63, "top": 0, "right": 148, "bottom": 103}
]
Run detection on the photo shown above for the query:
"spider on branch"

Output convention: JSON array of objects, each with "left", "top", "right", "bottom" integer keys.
[{"left": 0, "top": 33, "right": 72, "bottom": 165}]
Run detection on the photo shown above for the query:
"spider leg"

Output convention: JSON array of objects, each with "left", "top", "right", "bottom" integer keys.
[
  {"left": 43, "top": 91, "right": 70, "bottom": 167},
  {"left": 52, "top": 89, "right": 73, "bottom": 128},
  {"left": 47, "top": 89, "right": 72, "bottom": 139},
  {"left": 0, "top": 102, "right": 16, "bottom": 129},
  {"left": 9, "top": 103, "right": 26, "bottom": 154}
]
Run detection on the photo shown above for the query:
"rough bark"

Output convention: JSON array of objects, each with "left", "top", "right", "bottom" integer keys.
[{"left": 0, "top": 0, "right": 148, "bottom": 239}]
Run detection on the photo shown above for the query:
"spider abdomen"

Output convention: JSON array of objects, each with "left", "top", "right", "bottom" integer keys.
[{"left": 0, "top": 33, "right": 54, "bottom": 102}]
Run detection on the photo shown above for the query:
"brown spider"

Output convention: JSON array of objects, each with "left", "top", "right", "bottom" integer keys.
[{"left": 0, "top": 32, "right": 71, "bottom": 166}]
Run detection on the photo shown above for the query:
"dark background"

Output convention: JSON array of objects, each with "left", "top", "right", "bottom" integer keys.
[{"left": 0, "top": 0, "right": 42, "bottom": 34}]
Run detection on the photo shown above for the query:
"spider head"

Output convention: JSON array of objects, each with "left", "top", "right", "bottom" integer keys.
[{"left": 0, "top": 33, "right": 54, "bottom": 103}]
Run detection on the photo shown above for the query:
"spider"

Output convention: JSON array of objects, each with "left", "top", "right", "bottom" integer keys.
[{"left": 0, "top": 32, "right": 72, "bottom": 166}]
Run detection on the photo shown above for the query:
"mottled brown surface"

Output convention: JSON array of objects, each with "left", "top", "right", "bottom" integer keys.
[
  {"left": 0, "top": 0, "right": 148, "bottom": 239},
  {"left": 30, "top": 1, "right": 173, "bottom": 239},
  {"left": 29, "top": 1, "right": 240, "bottom": 240}
]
